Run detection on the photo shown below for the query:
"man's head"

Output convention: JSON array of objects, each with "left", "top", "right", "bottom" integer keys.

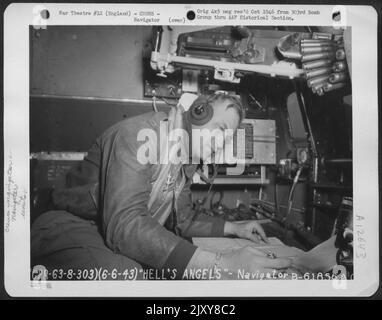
[{"left": 186, "top": 93, "right": 245, "bottom": 163}]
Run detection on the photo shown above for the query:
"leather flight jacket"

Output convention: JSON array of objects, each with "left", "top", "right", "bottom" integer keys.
[{"left": 51, "top": 111, "right": 225, "bottom": 277}]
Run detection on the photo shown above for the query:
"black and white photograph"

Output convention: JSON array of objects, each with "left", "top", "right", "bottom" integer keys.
[{"left": 3, "top": 3, "right": 379, "bottom": 298}]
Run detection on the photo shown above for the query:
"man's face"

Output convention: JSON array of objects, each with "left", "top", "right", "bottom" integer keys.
[{"left": 190, "top": 100, "right": 241, "bottom": 163}]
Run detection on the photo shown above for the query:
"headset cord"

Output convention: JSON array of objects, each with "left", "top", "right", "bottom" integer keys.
[{"left": 283, "top": 166, "right": 303, "bottom": 240}]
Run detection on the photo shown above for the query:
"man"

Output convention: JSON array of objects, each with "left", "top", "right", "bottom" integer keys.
[{"left": 31, "top": 92, "right": 292, "bottom": 280}]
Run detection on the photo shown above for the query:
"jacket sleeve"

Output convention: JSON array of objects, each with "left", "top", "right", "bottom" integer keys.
[
  {"left": 175, "top": 178, "right": 226, "bottom": 238},
  {"left": 99, "top": 122, "right": 197, "bottom": 276}
]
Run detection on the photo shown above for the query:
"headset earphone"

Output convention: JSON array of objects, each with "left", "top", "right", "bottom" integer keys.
[{"left": 186, "top": 95, "right": 214, "bottom": 126}]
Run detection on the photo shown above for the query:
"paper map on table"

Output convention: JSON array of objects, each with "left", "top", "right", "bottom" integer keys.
[{"left": 193, "top": 236, "right": 338, "bottom": 273}]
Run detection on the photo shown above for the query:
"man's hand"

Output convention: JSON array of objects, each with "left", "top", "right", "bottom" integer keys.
[
  {"left": 219, "top": 246, "right": 292, "bottom": 279},
  {"left": 224, "top": 220, "right": 269, "bottom": 243}
]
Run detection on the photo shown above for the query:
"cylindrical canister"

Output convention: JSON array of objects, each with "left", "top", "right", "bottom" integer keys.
[
  {"left": 306, "top": 67, "right": 332, "bottom": 78},
  {"left": 311, "top": 83, "right": 325, "bottom": 92},
  {"left": 307, "top": 75, "right": 330, "bottom": 88},
  {"left": 315, "top": 87, "right": 325, "bottom": 96},
  {"left": 333, "top": 61, "right": 347, "bottom": 72},
  {"left": 301, "top": 41, "right": 334, "bottom": 47},
  {"left": 302, "top": 52, "right": 335, "bottom": 62},
  {"left": 301, "top": 46, "right": 334, "bottom": 54},
  {"left": 335, "top": 49, "right": 346, "bottom": 60},
  {"left": 303, "top": 59, "right": 332, "bottom": 70},
  {"left": 323, "top": 82, "right": 346, "bottom": 92},
  {"left": 329, "top": 72, "right": 348, "bottom": 83},
  {"left": 312, "top": 33, "right": 333, "bottom": 40}
]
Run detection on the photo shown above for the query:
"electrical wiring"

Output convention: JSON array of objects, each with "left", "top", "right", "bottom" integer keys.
[
  {"left": 159, "top": 96, "right": 178, "bottom": 107},
  {"left": 151, "top": 95, "right": 178, "bottom": 112},
  {"left": 251, "top": 198, "right": 305, "bottom": 214},
  {"left": 283, "top": 166, "right": 303, "bottom": 236},
  {"left": 274, "top": 179, "right": 281, "bottom": 217}
]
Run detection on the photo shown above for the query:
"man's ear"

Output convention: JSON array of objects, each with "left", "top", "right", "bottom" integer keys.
[{"left": 177, "top": 93, "right": 199, "bottom": 112}]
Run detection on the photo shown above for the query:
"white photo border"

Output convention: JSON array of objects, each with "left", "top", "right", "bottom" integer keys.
[{"left": 3, "top": 3, "right": 379, "bottom": 297}]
